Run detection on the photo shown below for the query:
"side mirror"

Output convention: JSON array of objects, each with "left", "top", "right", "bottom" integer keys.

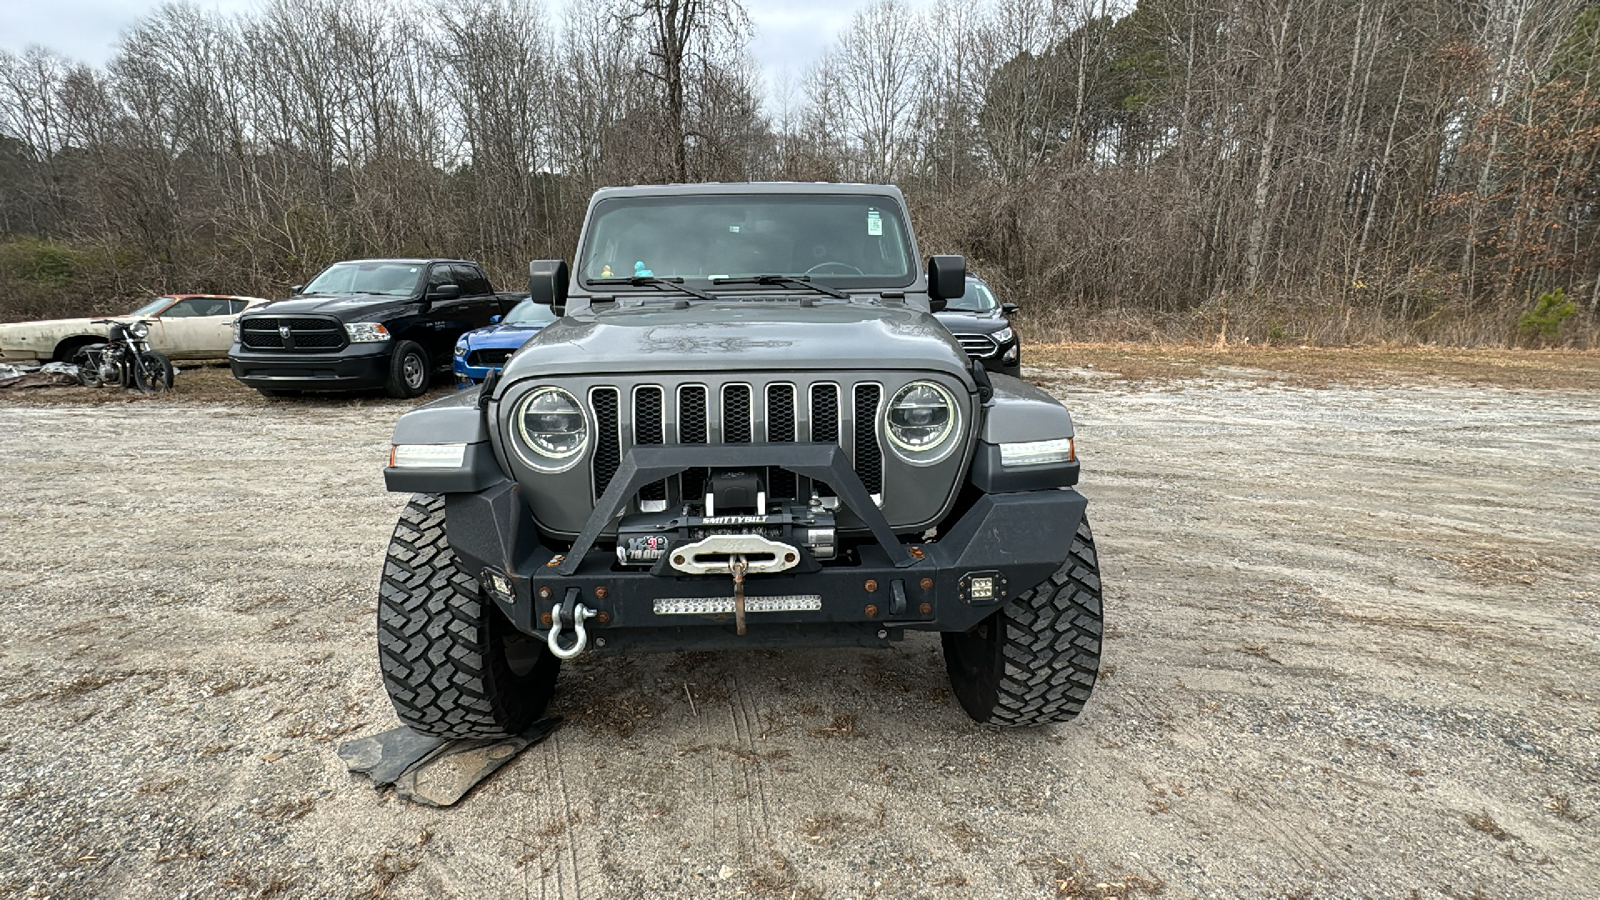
[
  {"left": 290, "top": 284, "right": 303, "bottom": 295},
  {"left": 926, "top": 255, "right": 965, "bottom": 312},
  {"left": 489, "top": 314, "right": 502, "bottom": 324},
  {"left": 1002, "top": 302, "right": 1020, "bottom": 316},
  {"left": 429, "top": 283, "right": 462, "bottom": 300},
  {"left": 529, "top": 259, "right": 570, "bottom": 316}
]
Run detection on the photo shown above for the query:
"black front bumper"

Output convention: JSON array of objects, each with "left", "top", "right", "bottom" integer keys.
[
  {"left": 229, "top": 343, "right": 391, "bottom": 391},
  {"left": 434, "top": 442, "right": 1085, "bottom": 654}
]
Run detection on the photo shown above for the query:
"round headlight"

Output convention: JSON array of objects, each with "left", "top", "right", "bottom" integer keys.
[
  {"left": 129, "top": 321, "right": 150, "bottom": 338},
  {"left": 516, "top": 387, "right": 587, "bottom": 463},
  {"left": 886, "top": 381, "right": 957, "bottom": 457}
]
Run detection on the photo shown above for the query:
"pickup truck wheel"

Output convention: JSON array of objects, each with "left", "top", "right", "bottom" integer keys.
[
  {"left": 385, "top": 340, "right": 429, "bottom": 399},
  {"left": 377, "top": 493, "right": 560, "bottom": 738},
  {"left": 941, "top": 515, "right": 1102, "bottom": 726}
]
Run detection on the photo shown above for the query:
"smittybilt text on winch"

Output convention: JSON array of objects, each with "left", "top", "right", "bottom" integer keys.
[{"left": 378, "top": 183, "right": 1102, "bottom": 736}]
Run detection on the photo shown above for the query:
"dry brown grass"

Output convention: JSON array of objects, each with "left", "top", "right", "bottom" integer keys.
[
  {"left": 1543, "top": 792, "right": 1588, "bottom": 823},
  {"left": 1021, "top": 855, "right": 1167, "bottom": 899},
  {"left": 1026, "top": 343, "right": 1600, "bottom": 391},
  {"left": 1465, "top": 811, "right": 1514, "bottom": 841}
]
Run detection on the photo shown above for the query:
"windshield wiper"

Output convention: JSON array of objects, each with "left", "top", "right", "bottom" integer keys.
[
  {"left": 588, "top": 276, "right": 720, "bottom": 301},
  {"left": 709, "top": 274, "right": 850, "bottom": 300}
]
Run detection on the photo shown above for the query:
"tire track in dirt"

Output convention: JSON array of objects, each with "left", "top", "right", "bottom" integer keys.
[
  {"left": 729, "top": 670, "right": 778, "bottom": 860},
  {"left": 525, "top": 730, "right": 602, "bottom": 900}
]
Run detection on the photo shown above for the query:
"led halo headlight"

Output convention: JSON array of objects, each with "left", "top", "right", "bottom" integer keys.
[
  {"left": 128, "top": 321, "right": 150, "bottom": 339},
  {"left": 884, "top": 380, "right": 959, "bottom": 463},
  {"left": 515, "top": 386, "right": 588, "bottom": 469}
]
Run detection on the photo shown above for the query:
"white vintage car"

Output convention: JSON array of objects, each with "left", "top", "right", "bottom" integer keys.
[{"left": 0, "top": 295, "right": 270, "bottom": 362}]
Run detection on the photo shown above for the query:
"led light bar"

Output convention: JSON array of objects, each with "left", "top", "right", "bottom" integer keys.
[
  {"left": 999, "top": 437, "right": 1075, "bottom": 467},
  {"left": 653, "top": 595, "right": 823, "bottom": 616},
  {"left": 391, "top": 443, "right": 467, "bottom": 468}
]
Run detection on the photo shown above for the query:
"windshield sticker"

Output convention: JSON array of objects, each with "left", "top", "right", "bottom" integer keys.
[
  {"left": 729, "top": 225, "right": 741, "bottom": 233},
  {"left": 867, "top": 209, "right": 882, "bottom": 236}
]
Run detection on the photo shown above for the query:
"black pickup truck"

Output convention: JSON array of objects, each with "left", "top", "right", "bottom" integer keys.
[{"left": 229, "top": 258, "right": 521, "bottom": 398}]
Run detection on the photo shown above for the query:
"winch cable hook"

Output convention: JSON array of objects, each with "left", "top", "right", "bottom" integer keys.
[{"left": 732, "top": 554, "right": 749, "bottom": 636}]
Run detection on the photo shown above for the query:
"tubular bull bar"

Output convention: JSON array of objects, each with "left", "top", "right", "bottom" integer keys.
[{"left": 443, "top": 442, "right": 1087, "bottom": 655}]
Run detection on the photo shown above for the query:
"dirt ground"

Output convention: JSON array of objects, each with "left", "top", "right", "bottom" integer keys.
[{"left": 1, "top": 352, "right": 1597, "bottom": 899}]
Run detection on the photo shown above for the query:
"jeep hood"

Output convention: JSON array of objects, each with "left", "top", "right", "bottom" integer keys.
[{"left": 498, "top": 301, "right": 972, "bottom": 379}]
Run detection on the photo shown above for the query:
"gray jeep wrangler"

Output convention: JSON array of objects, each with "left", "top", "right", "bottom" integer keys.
[{"left": 378, "top": 183, "right": 1101, "bottom": 736}]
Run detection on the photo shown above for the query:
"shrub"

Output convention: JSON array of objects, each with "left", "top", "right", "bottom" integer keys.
[{"left": 1517, "top": 288, "right": 1577, "bottom": 342}]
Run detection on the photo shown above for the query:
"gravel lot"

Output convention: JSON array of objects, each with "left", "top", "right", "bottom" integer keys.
[{"left": 1, "top": 363, "right": 1597, "bottom": 899}]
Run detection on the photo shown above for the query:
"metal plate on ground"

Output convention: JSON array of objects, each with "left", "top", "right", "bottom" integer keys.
[
  {"left": 337, "top": 727, "right": 449, "bottom": 787},
  {"left": 338, "top": 717, "right": 561, "bottom": 806}
]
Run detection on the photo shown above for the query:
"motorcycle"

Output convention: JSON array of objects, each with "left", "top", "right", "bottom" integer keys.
[{"left": 73, "top": 318, "right": 174, "bottom": 394}]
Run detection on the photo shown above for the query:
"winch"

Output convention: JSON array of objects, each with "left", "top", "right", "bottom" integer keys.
[
  {"left": 615, "top": 468, "right": 837, "bottom": 569},
  {"left": 614, "top": 500, "right": 837, "bottom": 567}
]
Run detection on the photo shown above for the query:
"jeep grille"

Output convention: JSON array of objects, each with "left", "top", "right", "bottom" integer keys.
[{"left": 586, "top": 377, "right": 885, "bottom": 507}]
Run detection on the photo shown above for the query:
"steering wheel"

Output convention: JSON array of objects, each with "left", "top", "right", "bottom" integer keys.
[{"left": 804, "top": 261, "right": 864, "bottom": 276}]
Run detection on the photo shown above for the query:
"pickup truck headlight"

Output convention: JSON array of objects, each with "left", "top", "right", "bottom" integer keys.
[
  {"left": 885, "top": 380, "right": 959, "bottom": 463},
  {"left": 515, "top": 386, "right": 587, "bottom": 467},
  {"left": 993, "top": 326, "right": 1015, "bottom": 344},
  {"left": 344, "top": 322, "right": 391, "bottom": 342},
  {"left": 232, "top": 319, "right": 241, "bottom": 343}
]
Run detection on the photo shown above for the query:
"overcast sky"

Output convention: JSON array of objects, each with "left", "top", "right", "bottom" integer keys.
[{"left": 0, "top": 0, "right": 877, "bottom": 109}]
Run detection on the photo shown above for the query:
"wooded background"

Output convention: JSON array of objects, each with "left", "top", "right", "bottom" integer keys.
[{"left": 3, "top": 0, "right": 1598, "bottom": 346}]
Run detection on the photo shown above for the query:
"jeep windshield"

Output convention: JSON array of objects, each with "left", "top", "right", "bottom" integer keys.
[
  {"left": 578, "top": 194, "right": 915, "bottom": 291},
  {"left": 302, "top": 261, "right": 424, "bottom": 297}
]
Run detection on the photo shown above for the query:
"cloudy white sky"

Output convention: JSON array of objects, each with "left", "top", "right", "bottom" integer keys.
[{"left": 0, "top": 0, "right": 884, "bottom": 108}]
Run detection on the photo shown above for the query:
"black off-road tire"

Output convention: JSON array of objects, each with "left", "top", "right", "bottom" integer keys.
[
  {"left": 941, "top": 515, "right": 1103, "bottom": 726},
  {"left": 385, "top": 340, "right": 429, "bottom": 399},
  {"left": 378, "top": 493, "right": 560, "bottom": 738}
]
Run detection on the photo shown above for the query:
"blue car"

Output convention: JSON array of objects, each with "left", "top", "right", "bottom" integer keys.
[{"left": 452, "top": 297, "right": 557, "bottom": 387}]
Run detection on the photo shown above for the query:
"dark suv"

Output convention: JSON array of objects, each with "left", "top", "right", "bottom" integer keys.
[
  {"left": 229, "top": 258, "right": 517, "bottom": 398},
  {"left": 935, "top": 275, "right": 1020, "bottom": 377},
  {"left": 377, "top": 183, "right": 1102, "bottom": 736}
]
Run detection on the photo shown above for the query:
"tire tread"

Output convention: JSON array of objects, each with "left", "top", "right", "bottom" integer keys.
[{"left": 377, "top": 493, "right": 554, "bottom": 738}]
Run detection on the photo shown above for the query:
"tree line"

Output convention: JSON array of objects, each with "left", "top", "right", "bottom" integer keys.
[{"left": 2, "top": 0, "right": 1597, "bottom": 346}]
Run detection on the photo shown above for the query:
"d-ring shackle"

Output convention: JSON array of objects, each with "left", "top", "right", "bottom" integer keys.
[{"left": 547, "top": 601, "right": 598, "bottom": 659}]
